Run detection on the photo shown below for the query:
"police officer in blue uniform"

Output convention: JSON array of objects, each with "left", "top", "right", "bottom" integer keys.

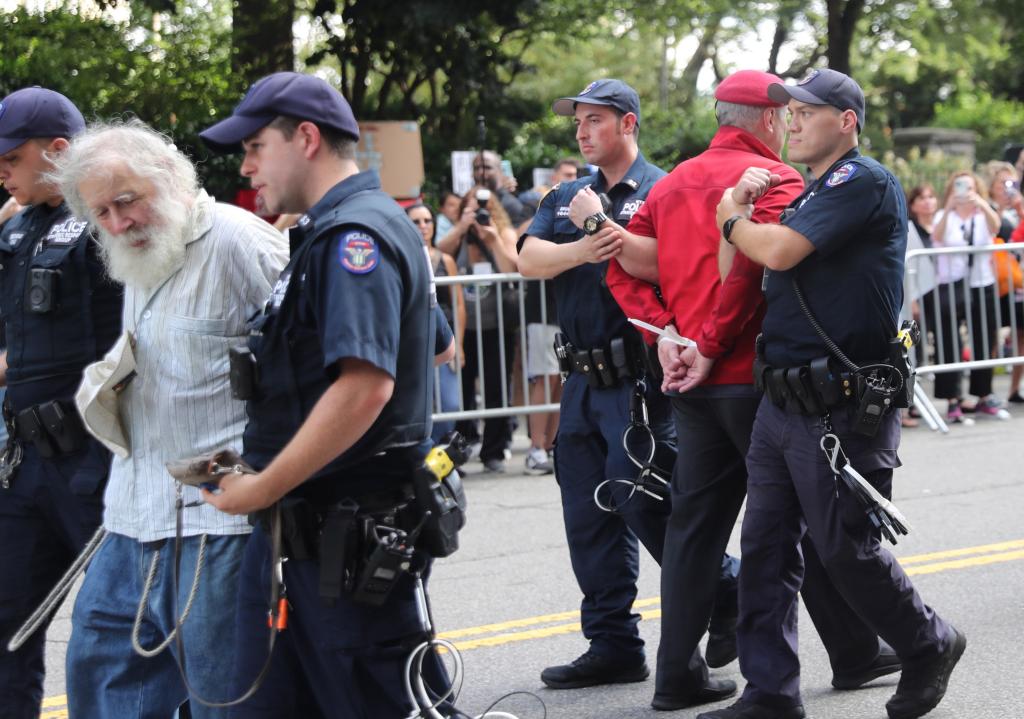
[
  {"left": 200, "top": 72, "right": 455, "bottom": 718},
  {"left": 518, "top": 79, "right": 736, "bottom": 702},
  {"left": 701, "top": 70, "right": 965, "bottom": 719},
  {"left": 0, "top": 88, "right": 121, "bottom": 718}
]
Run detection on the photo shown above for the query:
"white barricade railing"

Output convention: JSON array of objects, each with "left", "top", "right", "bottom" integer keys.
[
  {"left": 905, "top": 242, "right": 1024, "bottom": 431},
  {"left": 430, "top": 272, "right": 560, "bottom": 423}
]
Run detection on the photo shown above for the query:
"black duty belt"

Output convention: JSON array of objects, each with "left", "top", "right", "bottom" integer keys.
[
  {"left": 14, "top": 399, "right": 87, "bottom": 458},
  {"left": 754, "top": 354, "right": 861, "bottom": 416},
  {"left": 556, "top": 335, "right": 646, "bottom": 390}
]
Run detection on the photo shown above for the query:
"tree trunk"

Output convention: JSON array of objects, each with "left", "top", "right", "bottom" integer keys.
[
  {"left": 232, "top": 0, "right": 295, "bottom": 84},
  {"left": 825, "top": 0, "right": 865, "bottom": 75}
]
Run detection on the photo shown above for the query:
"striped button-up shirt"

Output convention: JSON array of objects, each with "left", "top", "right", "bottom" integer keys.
[{"left": 102, "top": 191, "right": 288, "bottom": 541}]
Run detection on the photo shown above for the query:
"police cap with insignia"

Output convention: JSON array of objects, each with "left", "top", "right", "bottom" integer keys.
[
  {"left": 767, "top": 68, "right": 866, "bottom": 131},
  {"left": 200, "top": 71, "right": 359, "bottom": 153},
  {"left": 715, "top": 70, "right": 787, "bottom": 108},
  {"left": 0, "top": 87, "right": 85, "bottom": 156},
  {"left": 552, "top": 79, "right": 641, "bottom": 125}
]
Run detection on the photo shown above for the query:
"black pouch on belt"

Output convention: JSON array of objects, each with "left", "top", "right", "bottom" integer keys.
[
  {"left": 572, "top": 350, "right": 601, "bottom": 388},
  {"left": 36, "top": 401, "right": 86, "bottom": 455},
  {"left": 16, "top": 407, "right": 56, "bottom": 459},
  {"left": 609, "top": 338, "right": 635, "bottom": 381},
  {"left": 784, "top": 366, "right": 824, "bottom": 415},
  {"left": 809, "top": 356, "right": 844, "bottom": 407},
  {"left": 318, "top": 500, "right": 359, "bottom": 604},
  {"left": 279, "top": 499, "right": 319, "bottom": 561},
  {"left": 591, "top": 348, "right": 616, "bottom": 388}
]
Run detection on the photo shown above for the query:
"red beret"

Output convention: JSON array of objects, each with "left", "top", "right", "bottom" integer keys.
[{"left": 714, "top": 70, "right": 786, "bottom": 107}]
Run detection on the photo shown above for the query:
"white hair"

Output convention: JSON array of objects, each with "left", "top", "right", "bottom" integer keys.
[
  {"left": 51, "top": 119, "right": 198, "bottom": 222},
  {"left": 715, "top": 101, "right": 782, "bottom": 133}
]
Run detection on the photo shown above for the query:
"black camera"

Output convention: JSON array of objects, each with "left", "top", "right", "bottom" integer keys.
[
  {"left": 474, "top": 188, "right": 492, "bottom": 226},
  {"left": 228, "top": 345, "right": 259, "bottom": 400},
  {"left": 28, "top": 268, "right": 59, "bottom": 313}
]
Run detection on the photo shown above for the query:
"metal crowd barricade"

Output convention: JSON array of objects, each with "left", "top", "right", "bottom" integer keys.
[
  {"left": 904, "top": 242, "right": 1024, "bottom": 432},
  {"left": 431, "top": 272, "right": 560, "bottom": 424}
]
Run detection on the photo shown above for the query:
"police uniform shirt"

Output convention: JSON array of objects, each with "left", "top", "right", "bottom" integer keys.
[
  {"left": 0, "top": 202, "right": 122, "bottom": 410},
  {"left": 762, "top": 149, "right": 906, "bottom": 368},
  {"left": 522, "top": 154, "right": 665, "bottom": 350},
  {"left": 244, "top": 171, "right": 433, "bottom": 499}
]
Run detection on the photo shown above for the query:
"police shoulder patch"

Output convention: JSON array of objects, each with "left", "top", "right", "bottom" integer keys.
[
  {"left": 338, "top": 231, "right": 378, "bottom": 274},
  {"left": 825, "top": 162, "right": 859, "bottom": 188}
]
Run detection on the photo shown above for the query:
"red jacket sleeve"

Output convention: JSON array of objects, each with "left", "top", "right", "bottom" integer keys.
[
  {"left": 698, "top": 168, "right": 804, "bottom": 358},
  {"left": 606, "top": 257, "right": 672, "bottom": 345}
]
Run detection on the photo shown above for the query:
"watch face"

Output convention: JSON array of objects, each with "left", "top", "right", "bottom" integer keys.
[{"left": 584, "top": 216, "right": 598, "bottom": 233}]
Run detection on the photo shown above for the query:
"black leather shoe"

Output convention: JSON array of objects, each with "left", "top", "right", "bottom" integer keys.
[
  {"left": 885, "top": 627, "right": 966, "bottom": 719},
  {"left": 651, "top": 678, "right": 738, "bottom": 711},
  {"left": 540, "top": 650, "right": 649, "bottom": 689},
  {"left": 705, "top": 623, "right": 738, "bottom": 668},
  {"left": 695, "top": 699, "right": 807, "bottom": 719},
  {"left": 832, "top": 643, "right": 902, "bottom": 689}
]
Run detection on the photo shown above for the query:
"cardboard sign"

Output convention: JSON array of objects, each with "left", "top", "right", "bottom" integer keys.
[{"left": 355, "top": 121, "right": 424, "bottom": 200}]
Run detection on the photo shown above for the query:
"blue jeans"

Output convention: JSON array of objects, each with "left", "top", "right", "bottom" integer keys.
[
  {"left": 67, "top": 531, "right": 248, "bottom": 719},
  {"left": 431, "top": 362, "right": 459, "bottom": 443}
]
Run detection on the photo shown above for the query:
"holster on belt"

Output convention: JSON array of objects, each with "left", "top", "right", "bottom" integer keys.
[
  {"left": 318, "top": 501, "right": 360, "bottom": 605},
  {"left": 15, "top": 400, "right": 86, "bottom": 458}
]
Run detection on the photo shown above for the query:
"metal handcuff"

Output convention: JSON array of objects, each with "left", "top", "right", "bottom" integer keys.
[
  {"left": 818, "top": 414, "right": 911, "bottom": 545},
  {"left": 594, "top": 379, "right": 672, "bottom": 513}
]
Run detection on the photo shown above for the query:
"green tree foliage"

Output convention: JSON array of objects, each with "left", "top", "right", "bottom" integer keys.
[{"left": 0, "top": 3, "right": 247, "bottom": 199}]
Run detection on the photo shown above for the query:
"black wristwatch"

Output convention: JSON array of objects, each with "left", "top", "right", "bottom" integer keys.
[
  {"left": 722, "top": 215, "right": 744, "bottom": 244},
  {"left": 583, "top": 211, "right": 608, "bottom": 235}
]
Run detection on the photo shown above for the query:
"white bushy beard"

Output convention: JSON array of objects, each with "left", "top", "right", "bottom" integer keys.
[{"left": 96, "top": 192, "right": 191, "bottom": 290}]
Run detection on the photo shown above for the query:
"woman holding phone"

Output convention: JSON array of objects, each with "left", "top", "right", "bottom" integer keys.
[{"left": 929, "top": 171, "right": 1008, "bottom": 422}]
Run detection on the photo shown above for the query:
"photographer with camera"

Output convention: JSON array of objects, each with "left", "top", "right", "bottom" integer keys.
[
  {"left": 0, "top": 88, "right": 123, "bottom": 718},
  {"left": 700, "top": 69, "right": 964, "bottom": 719},
  {"left": 442, "top": 186, "right": 519, "bottom": 472}
]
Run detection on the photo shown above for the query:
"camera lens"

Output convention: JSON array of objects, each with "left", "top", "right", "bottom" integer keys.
[{"left": 475, "top": 208, "right": 491, "bottom": 226}]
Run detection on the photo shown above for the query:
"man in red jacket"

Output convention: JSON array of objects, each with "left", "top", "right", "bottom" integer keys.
[{"left": 605, "top": 70, "right": 899, "bottom": 713}]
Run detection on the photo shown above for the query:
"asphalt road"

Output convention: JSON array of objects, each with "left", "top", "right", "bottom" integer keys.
[{"left": 38, "top": 387, "right": 1024, "bottom": 719}]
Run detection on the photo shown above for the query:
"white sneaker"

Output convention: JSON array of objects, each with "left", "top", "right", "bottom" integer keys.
[{"left": 525, "top": 446, "right": 553, "bottom": 474}]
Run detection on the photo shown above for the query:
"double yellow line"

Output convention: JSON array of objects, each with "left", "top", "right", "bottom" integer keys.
[
  {"left": 38, "top": 537, "right": 1024, "bottom": 718},
  {"left": 437, "top": 538, "right": 1024, "bottom": 652}
]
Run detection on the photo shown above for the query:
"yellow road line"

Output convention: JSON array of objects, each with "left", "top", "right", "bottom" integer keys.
[
  {"left": 905, "top": 548, "right": 1024, "bottom": 575},
  {"left": 41, "top": 537, "right": 1024, "bottom": 708},
  {"left": 41, "top": 710, "right": 67, "bottom": 719},
  {"left": 899, "top": 538, "right": 1024, "bottom": 564},
  {"left": 443, "top": 538, "right": 1024, "bottom": 651}
]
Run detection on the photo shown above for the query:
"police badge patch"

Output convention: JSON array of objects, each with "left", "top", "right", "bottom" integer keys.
[
  {"left": 825, "top": 163, "right": 858, "bottom": 188},
  {"left": 339, "top": 231, "right": 378, "bottom": 274}
]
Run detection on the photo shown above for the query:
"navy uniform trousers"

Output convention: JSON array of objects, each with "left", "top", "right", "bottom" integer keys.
[
  {"left": 230, "top": 526, "right": 450, "bottom": 718},
  {"left": 0, "top": 441, "right": 107, "bottom": 719},
  {"left": 657, "top": 394, "right": 893, "bottom": 698},
  {"left": 739, "top": 400, "right": 953, "bottom": 708},
  {"left": 553, "top": 373, "right": 675, "bottom": 660}
]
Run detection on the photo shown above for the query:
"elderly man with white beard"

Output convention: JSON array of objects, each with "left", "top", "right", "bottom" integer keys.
[{"left": 51, "top": 120, "right": 288, "bottom": 719}]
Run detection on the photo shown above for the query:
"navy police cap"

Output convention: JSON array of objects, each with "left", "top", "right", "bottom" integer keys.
[
  {"left": 552, "top": 79, "right": 641, "bottom": 124},
  {"left": 0, "top": 87, "right": 85, "bottom": 156},
  {"left": 200, "top": 72, "right": 359, "bottom": 153},
  {"left": 767, "top": 68, "right": 866, "bottom": 130}
]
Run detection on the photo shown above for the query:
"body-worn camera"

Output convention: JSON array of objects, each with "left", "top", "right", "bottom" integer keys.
[
  {"left": 228, "top": 345, "right": 259, "bottom": 400},
  {"left": 474, "top": 188, "right": 492, "bottom": 225},
  {"left": 28, "top": 268, "right": 59, "bottom": 313}
]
